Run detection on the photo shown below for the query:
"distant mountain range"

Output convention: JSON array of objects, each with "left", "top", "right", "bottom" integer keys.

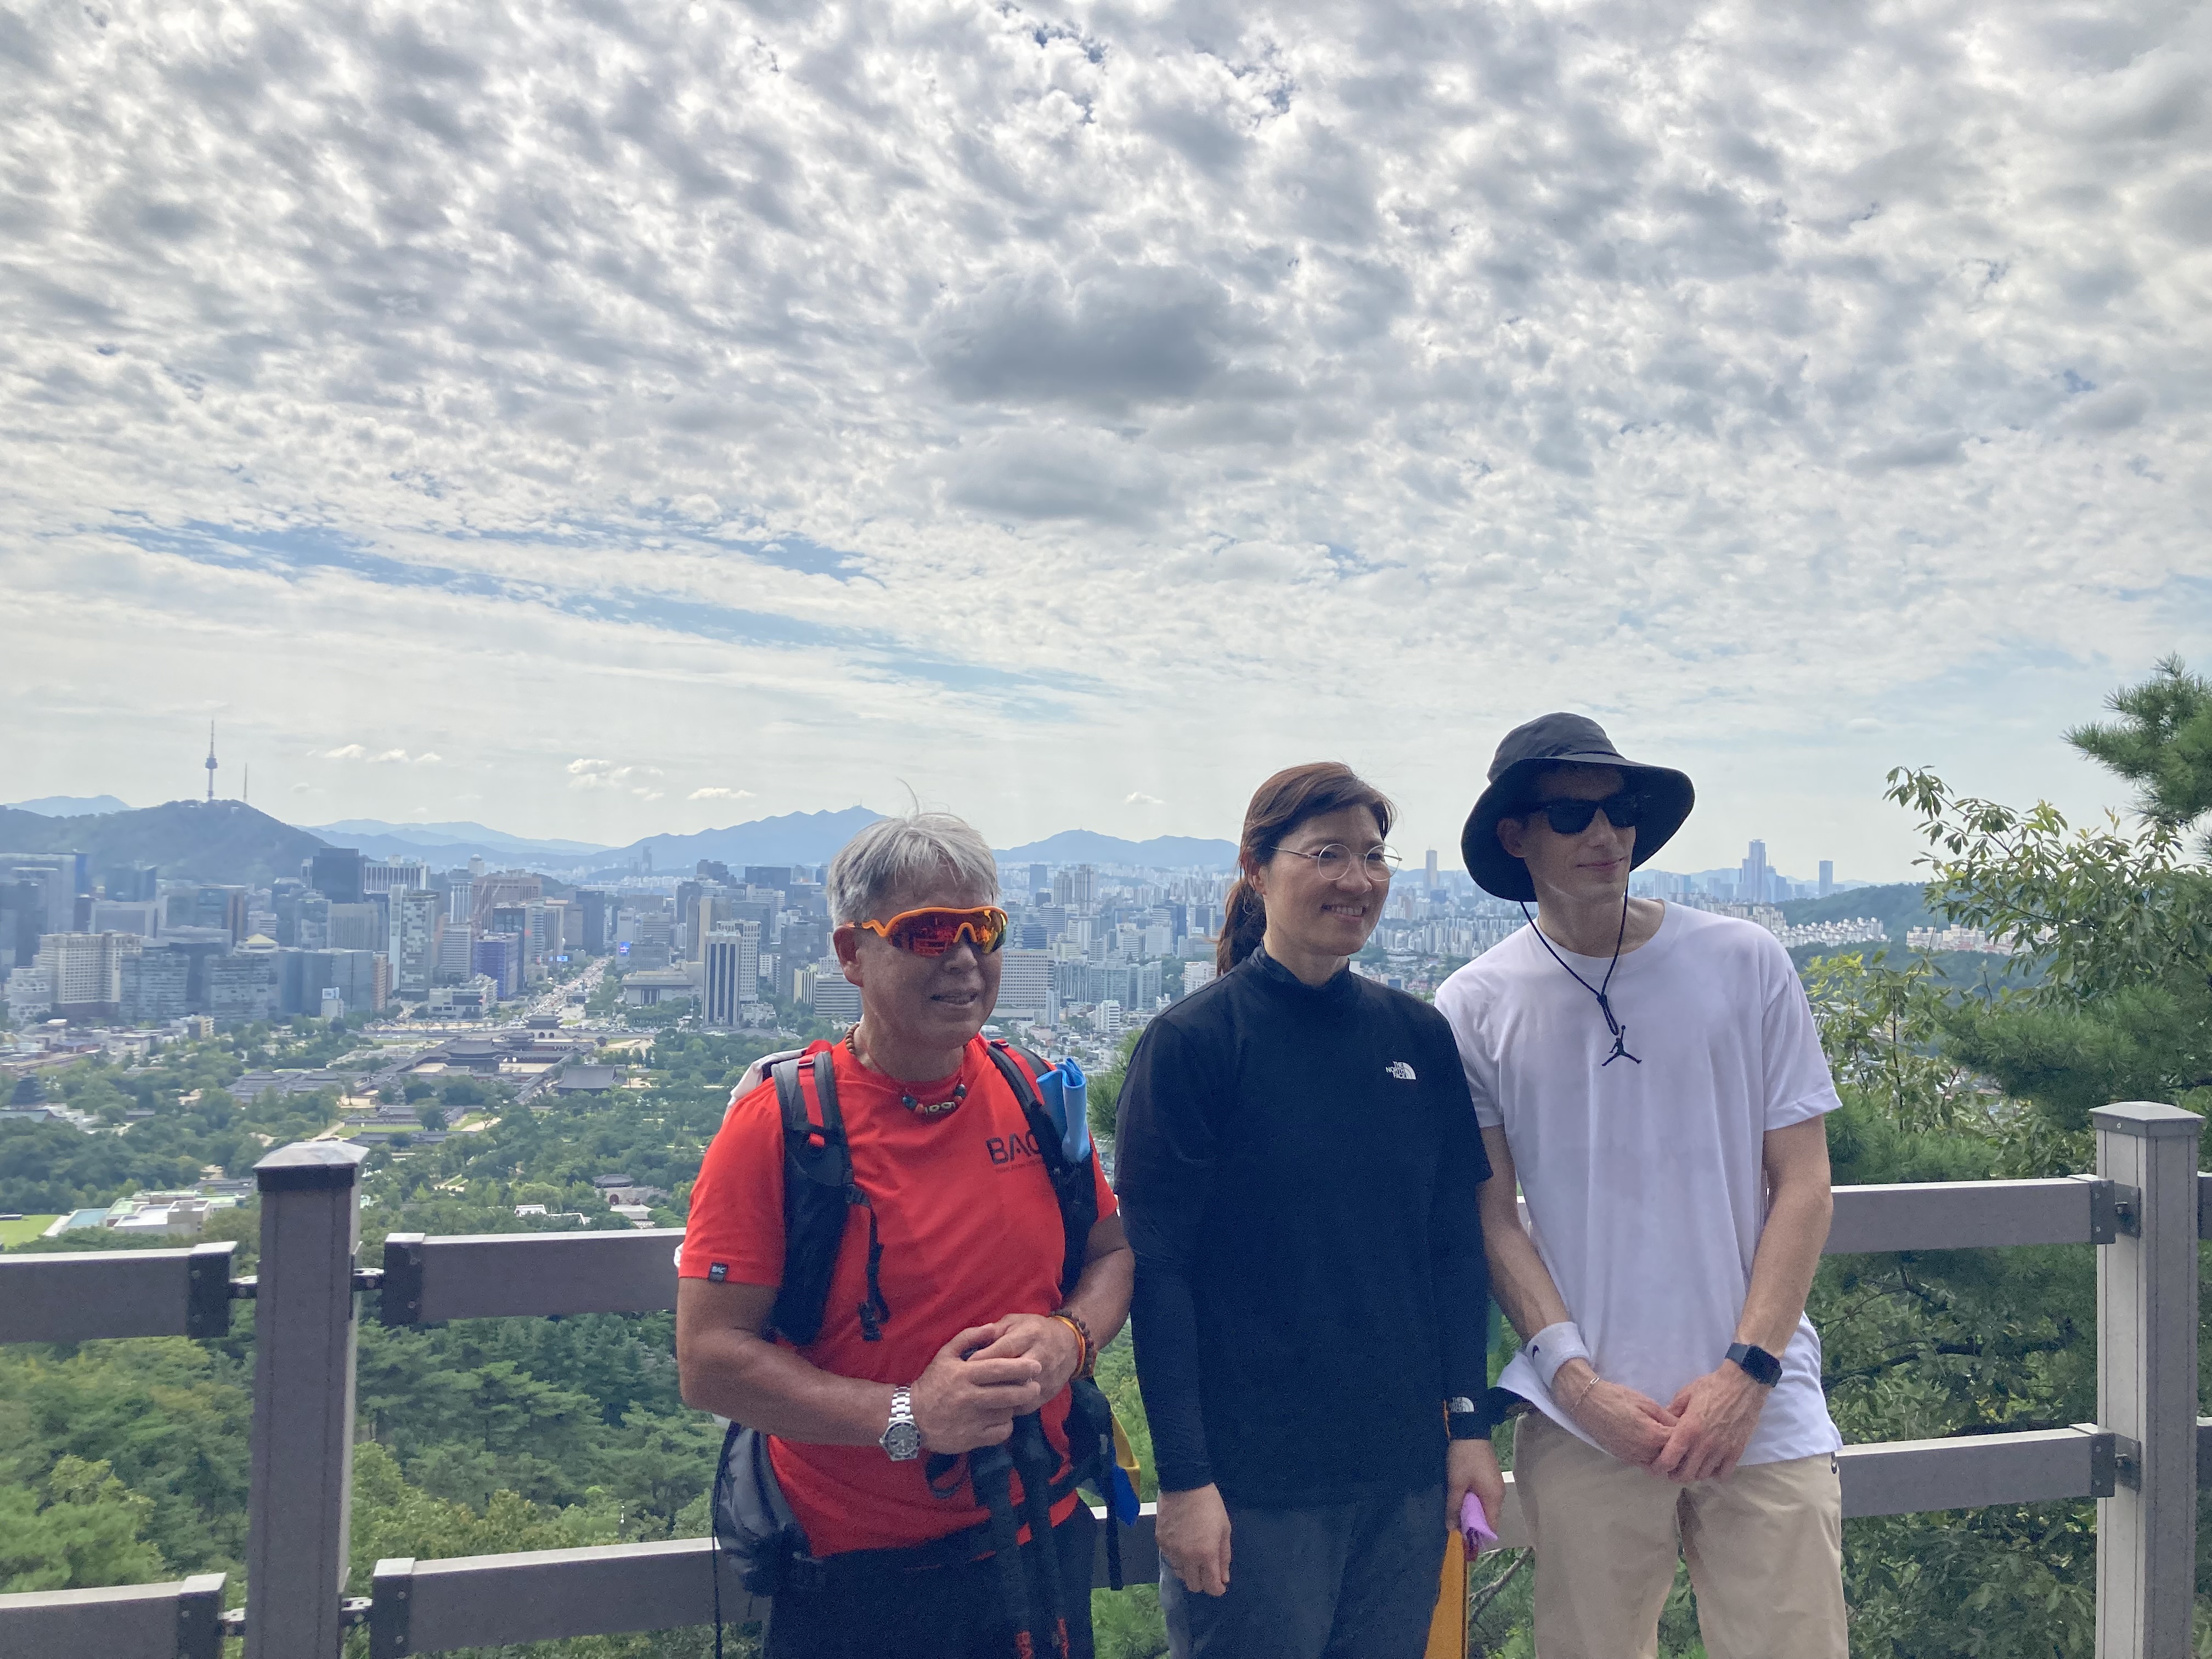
[
  {"left": 306, "top": 819, "right": 612, "bottom": 866},
  {"left": 601, "top": 808, "right": 886, "bottom": 873},
  {"left": 0, "top": 798, "right": 1240, "bottom": 887},
  {"left": 996, "top": 830, "right": 1239, "bottom": 868},
  {"left": 5, "top": 795, "right": 133, "bottom": 817}
]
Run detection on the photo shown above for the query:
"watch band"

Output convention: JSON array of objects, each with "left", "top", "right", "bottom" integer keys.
[
  {"left": 1725, "top": 1342, "right": 1782, "bottom": 1387},
  {"left": 880, "top": 1385, "right": 922, "bottom": 1460}
]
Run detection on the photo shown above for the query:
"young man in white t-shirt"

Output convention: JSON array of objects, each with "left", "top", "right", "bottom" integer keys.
[{"left": 1435, "top": 714, "right": 1846, "bottom": 1659}]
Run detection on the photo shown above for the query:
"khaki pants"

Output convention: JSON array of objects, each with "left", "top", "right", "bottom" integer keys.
[{"left": 1514, "top": 1413, "right": 1846, "bottom": 1659}]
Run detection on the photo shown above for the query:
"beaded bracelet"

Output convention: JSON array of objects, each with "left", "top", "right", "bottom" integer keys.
[{"left": 1048, "top": 1308, "right": 1095, "bottom": 1379}]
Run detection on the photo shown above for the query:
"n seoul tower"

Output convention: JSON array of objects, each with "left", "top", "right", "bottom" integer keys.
[{"left": 205, "top": 722, "right": 218, "bottom": 803}]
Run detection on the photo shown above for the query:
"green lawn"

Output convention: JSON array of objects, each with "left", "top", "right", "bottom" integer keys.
[{"left": 0, "top": 1215, "right": 60, "bottom": 1246}]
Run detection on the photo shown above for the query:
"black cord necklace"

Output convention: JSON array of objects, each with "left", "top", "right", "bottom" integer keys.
[
  {"left": 846, "top": 1026, "right": 968, "bottom": 1116},
  {"left": 1521, "top": 897, "right": 1641, "bottom": 1066}
]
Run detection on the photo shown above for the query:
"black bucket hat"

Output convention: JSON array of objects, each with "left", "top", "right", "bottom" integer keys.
[{"left": 1460, "top": 713, "right": 1696, "bottom": 901}]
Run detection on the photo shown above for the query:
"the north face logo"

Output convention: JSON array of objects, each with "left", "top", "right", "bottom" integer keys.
[{"left": 1385, "top": 1061, "right": 1417, "bottom": 1081}]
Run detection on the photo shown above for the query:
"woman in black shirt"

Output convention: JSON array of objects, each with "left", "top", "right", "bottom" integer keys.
[{"left": 1115, "top": 762, "right": 1501, "bottom": 1659}]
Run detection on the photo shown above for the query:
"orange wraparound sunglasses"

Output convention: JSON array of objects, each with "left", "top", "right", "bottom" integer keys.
[{"left": 847, "top": 905, "right": 1009, "bottom": 956}]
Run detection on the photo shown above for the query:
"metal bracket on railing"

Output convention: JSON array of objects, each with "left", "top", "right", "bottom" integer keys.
[
  {"left": 352, "top": 1268, "right": 385, "bottom": 1294},
  {"left": 2086, "top": 1178, "right": 2140, "bottom": 1244},
  {"left": 2112, "top": 1434, "right": 2143, "bottom": 1491},
  {"left": 185, "top": 1243, "right": 237, "bottom": 1340},
  {"left": 2082, "top": 1427, "right": 2119, "bottom": 1499},
  {"left": 381, "top": 1234, "right": 427, "bottom": 1327},
  {"left": 176, "top": 1571, "right": 228, "bottom": 1659},
  {"left": 229, "top": 1275, "right": 258, "bottom": 1299},
  {"left": 2110, "top": 1183, "right": 2141, "bottom": 1237},
  {"left": 371, "top": 1556, "right": 415, "bottom": 1657},
  {"left": 211, "top": 1594, "right": 371, "bottom": 1635}
]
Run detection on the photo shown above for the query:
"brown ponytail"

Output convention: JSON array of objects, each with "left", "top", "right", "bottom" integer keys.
[{"left": 1216, "top": 761, "right": 1396, "bottom": 975}]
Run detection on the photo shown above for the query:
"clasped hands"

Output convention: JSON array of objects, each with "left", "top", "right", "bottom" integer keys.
[
  {"left": 906, "top": 1313, "right": 1087, "bottom": 1454},
  {"left": 1556, "top": 1357, "right": 1767, "bottom": 1483}
]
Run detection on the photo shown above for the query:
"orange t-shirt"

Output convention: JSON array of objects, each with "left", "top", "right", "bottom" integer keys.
[{"left": 680, "top": 1037, "right": 1117, "bottom": 1557}]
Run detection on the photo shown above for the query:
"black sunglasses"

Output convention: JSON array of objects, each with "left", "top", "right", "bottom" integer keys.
[{"left": 1525, "top": 791, "right": 1648, "bottom": 835}]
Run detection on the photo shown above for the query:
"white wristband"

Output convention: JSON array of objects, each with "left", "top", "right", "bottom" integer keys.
[{"left": 1527, "top": 1322, "right": 1592, "bottom": 1391}]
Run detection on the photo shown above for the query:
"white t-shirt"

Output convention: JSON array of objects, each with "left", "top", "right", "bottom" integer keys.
[{"left": 1435, "top": 903, "right": 1843, "bottom": 1468}]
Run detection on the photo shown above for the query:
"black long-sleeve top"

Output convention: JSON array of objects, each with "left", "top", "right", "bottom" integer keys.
[{"left": 1113, "top": 947, "right": 1494, "bottom": 1505}]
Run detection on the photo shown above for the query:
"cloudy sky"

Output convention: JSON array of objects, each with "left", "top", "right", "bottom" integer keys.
[{"left": 3, "top": 0, "right": 2207, "bottom": 877}]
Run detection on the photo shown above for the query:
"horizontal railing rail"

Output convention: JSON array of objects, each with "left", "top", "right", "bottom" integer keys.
[
  {"left": 0, "top": 1103, "right": 2198, "bottom": 1658},
  {"left": 0, "top": 1572, "right": 225, "bottom": 1659},
  {"left": 352, "top": 1425, "right": 2139, "bottom": 1657},
  {"left": 369, "top": 1179, "right": 2134, "bottom": 1333},
  {"left": 0, "top": 1241, "right": 236, "bottom": 1345}
]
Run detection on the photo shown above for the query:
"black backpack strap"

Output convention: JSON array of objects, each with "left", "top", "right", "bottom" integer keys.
[
  {"left": 985, "top": 1041, "right": 1098, "bottom": 1302},
  {"left": 769, "top": 1052, "right": 890, "bottom": 1345}
]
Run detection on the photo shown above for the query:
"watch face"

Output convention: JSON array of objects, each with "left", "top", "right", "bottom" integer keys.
[{"left": 882, "top": 1420, "right": 923, "bottom": 1461}]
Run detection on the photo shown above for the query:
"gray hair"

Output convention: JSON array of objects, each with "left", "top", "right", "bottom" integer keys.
[{"left": 827, "top": 812, "right": 1000, "bottom": 925}]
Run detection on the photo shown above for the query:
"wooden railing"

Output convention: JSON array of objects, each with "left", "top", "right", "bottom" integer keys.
[{"left": 0, "top": 1103, "right": 2202, "bottom": 1659}]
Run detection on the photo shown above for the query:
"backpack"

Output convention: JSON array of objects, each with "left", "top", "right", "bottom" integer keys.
[{"left": 711, "top": 1038, "right": 1128, "bottom": 1604}]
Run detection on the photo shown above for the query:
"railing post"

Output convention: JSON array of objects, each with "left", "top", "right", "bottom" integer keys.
[
  {"left": 245, "top": 1141, "right": 371, "bottom": 1659},
  {"left": 2093, "top": 1102, "right": 2202, "bottom": 1659}
]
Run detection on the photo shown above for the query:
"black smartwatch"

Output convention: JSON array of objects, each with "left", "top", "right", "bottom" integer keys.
[
  {"left": 1446, "top": 1395, "right": 1492, "bottom": 1441},
  {"left": 1725, "top": 1342, "right": 1782, "bottom": 1387}
]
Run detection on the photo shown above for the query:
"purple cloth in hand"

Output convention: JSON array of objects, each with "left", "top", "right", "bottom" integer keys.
[{"left": 1460, "top": 1489, "right": 1498, "bottom": 1554}]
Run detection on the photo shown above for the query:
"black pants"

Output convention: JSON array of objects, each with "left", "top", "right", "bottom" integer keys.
[
  {"left": 765, "top": 1505, "right": 1097, "bottom": 1659},
  {"left": 1159, "top": 1485, "right": 1444, "bottom": 1659}
]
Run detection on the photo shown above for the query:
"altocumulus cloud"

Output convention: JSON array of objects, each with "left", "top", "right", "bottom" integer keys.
[{"left": 0, "top": 0, "right": 2208, "bottom": 850}]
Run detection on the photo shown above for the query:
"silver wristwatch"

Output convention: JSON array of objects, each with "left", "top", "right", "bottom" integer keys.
[{"left": 880, "top": 1385, "right": 921, "bottom": 1462}]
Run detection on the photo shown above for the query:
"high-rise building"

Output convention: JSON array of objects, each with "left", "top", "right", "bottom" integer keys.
[
  {"left": 328, "top": 902, "right": 382, "bottom": 951},
  {"left": 436, "top": 916, "right": 477, "bottom": 983},
  {"left": 633, "top": 910, "right": 673, "bottom": 969},
  {"left": 308, "top": 849, "right": 366, "bottom": 905},
  {"left": 578, "top": 889, "right": 610, "bottom": 955},
  {"left": 472, "top": 872, "right": 544, "bottom": 928},
  {"left": 391, "top": 889, "right": 441, "bottom": 999},
  {"left": 206, "top": 953, "right": 274, "bottom": 1023},
  {"left": 363, "top": 860, "right": 430, "bottom": 895},
  {"left": 703, "top": 928, "right": 760, "bottom": 1026},
  {"left": 120, "top": 946, "right": 190, "bottom": 1022},
  {"left": 37, "top": 931, "right": 137, "bottom": 1018},
  {"left": 2, "top": 853, "right": 89, "bottom": 927},
  {"left": 102, "top": 864, "right": 160, "bottom": 902},
  {"left": 809, "top": 957, "right": 861, "bottom": 1022},
  {"left": 1741, "top": 840, "right": 1770, "bottom": 906},
  {"left": 1, "top": 877, "right": 46, "bottom": 970},
  {"left": 89, "top": 900, "right": 160, "bottom": 939},
  {"left": 1818, "top": 860, "right": 1835, "bottom": 898},
  {"left": 300, "top": 949, "right": 385, "bottom": 1017},
  {"left": 1425, "top": 849, "right": 1439, "bottom": 889},
  {"left": 1051, "top": 866, "right": 1098, "bottom": 907},
  {"left": 524, "top": 902, "right": 552, "bottom": 981},
  {"left": 447, "top": 873, "right": 474, "bottom": 923},
  {"left": 1027, "top": 864, "right": 1051, "bottom": 898},
  {"left": 1180, "top": 960, "right": 1217, "bottom": 996},
  {"left": 995, "top": 949, "right": 1056, "bottom": 1024},
  {"left": 743, "top": 866, "right": 793, "bottom": 893},
  {"left": 474, "top": 934, "right": 521, "bottom": 998},
  {"left": 164, "top": 884, "right": 247, "bottom": 944}
]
